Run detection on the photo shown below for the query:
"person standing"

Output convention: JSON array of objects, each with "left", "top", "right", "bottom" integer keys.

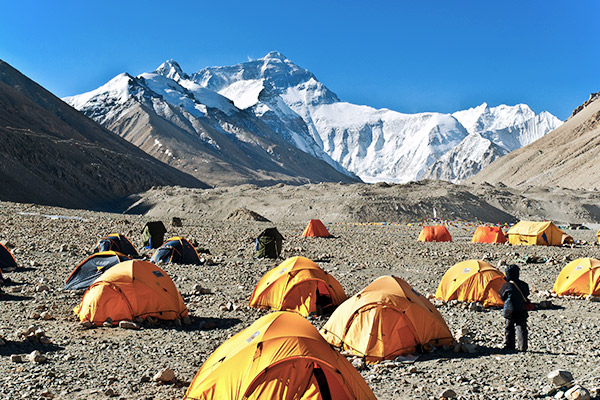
[{"left": 499, "top": 264, "right": 530, "bottom": 351}]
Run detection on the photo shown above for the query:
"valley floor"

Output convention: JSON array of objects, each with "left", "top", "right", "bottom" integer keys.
[{"left": 1, "top": 200, "right": 599, "bottom": 399}]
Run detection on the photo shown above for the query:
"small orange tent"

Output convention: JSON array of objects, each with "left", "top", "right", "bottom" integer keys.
[
  {"left": 321, "top": 276, "right": 453, "bottom": 363},
  {"left": 418, "top": 225, "right": 452, "bottom": 242},
  {"left": 302, "top": 219, "right": 331, "bottom": 237},
  {"left": 435, "top": 260, "right": 505, "bottom": 307},
  {"left": 183, "top": 311, "right": 376, "bottom": 400},
  {"left": 471, "top": 226, "right": 507, "bottom": 244},
  {"left": 553, "top": 258, "right": 600, "bottom": 297},
  {"left": 74, "top": 260, "right": 188, "bottom": 325},
  {"left": 249, "top": 256, "right": 346, "bottom": 316}
]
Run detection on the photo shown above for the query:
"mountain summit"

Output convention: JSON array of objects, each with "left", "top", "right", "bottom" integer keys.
[{"left": 65, "top": 52, "right": 562, "bottom": 184}]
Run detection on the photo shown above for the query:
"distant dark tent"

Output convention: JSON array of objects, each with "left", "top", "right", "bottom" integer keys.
[
  {"left": 150, "top": 237, "right": 201, "bottom": 265},
  {"left": 93, "top": 233, "right": 139, "bottom": 257},
  {"left": 256, "top": 228, "right": 284, "bottom": 259},
  {"left": 142, "top": 221, "right": 167, "bottom": 249},
  {"left": 64, "top": 251, "right": 131, "bottom": 290},
  {"left": 0, "top": 243, "right": 18, "bottom": 272}
]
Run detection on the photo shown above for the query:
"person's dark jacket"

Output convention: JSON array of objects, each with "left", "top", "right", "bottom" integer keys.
[{"left": 499, "top": 264, "right": 530, "bottom": 320}]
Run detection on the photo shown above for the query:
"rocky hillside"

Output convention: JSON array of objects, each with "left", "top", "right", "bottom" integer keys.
[
  {"left": 471, "top": 92, "right": 600, "bottom": 190},
  {"left": 0, "top": 60, "right": 206, "bottom": 210}
]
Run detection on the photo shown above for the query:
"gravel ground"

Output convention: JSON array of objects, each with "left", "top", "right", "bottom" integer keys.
[{"left": 1, "top": 200, "right": 600, "bottom": 399}]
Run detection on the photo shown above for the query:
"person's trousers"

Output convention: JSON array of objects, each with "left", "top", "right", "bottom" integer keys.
[{"left": 505, "top": 318, "right": 527, "bottom": 351}]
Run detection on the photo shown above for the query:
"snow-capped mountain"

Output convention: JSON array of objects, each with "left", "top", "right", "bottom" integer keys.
[
  {"left": 423, "top": 103, "right": 562, "bottom": 182},
  {"left": 64, "top": 60, "right": 358, "bottom": 187},
  {"left": 65, "top": 52, "right": 562, "bottom": 185}
]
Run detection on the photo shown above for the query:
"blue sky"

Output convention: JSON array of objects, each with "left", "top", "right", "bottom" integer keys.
[{"left": 1, "top": 1, "right": 598, "bottom": 120}]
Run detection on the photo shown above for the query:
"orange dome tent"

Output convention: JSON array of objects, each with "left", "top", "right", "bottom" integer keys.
[
  {"left": 183, "top": 311, "right": 376, "bottom": 400},
  {"left": 302, "top": 219, "right": 331, "bottom": 237},
  {"left": 435, "top": 260, "right": 505, "bottom": 307},
  {"left": 553, "top": 258, "right": 600, "bottom": 297},
  {"left": 471, "top": 226, "right": 507, "bottom": 244},
  {"left": 249, "top": 256, "right": 346, "bottom": 316},
  {"left": 74, "top": 260, "right": 188, "bottom": 325},
  {"left": 320, "top": 276, "right": 453, "bottom": 363},
  {"left": 418, "top": 226, "right": 452, "bottom": 242}
]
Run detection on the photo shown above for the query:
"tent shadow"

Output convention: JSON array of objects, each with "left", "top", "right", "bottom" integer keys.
[
  {"left": 416, "top": 345, "right": 522, "bottom": 362},
  {"left": 0, "top": 293, "right": 34, "bottom": 301},
  {"left": 139, "top": 316, "right": 242, "bottom": 332},
  {"left": 0, "top": 339, "right": 63, "bottom": 357}
]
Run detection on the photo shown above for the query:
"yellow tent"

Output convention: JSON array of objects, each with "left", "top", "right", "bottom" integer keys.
[
  {"left": 553, "top": 258, "right": 600, "bottom": 297},
  {"left": 74, "top": 260, "right": 188, "bottom": 325},
  {"left": 435, "top": 260, "right": 505, "bottom": 307},
  {"left": 507, "top": 221, "right": 572, "bottom": 246},
  {"left": 596, "top": 229, "right": 600, "bottom": 244},
  {"left": 249, "top": 256, "right": 346, "bottom": 316},
  {"left": 183, "top": 311, "right": 376, "bottom": 400},
  {"left": 320, "top": 276, "right": 454, "bottom": 363}
]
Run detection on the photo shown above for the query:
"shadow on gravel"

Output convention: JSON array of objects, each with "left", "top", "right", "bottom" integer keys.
[
  {"left": 137, "top": 316, "right": 242, "bottom": 332},
  {"left": 0, "top": 340, "right": 63, "bottom": 357},
  {"left": 1, "top": 279, "right": 27, "bottom": 287},
  {"left": 0, "top": 293, "right": 33, "bottom": 301}
]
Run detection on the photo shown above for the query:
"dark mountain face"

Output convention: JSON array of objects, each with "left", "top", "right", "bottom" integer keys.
[{"left": 0, "top": 60, "right": 207, "bottom": 210}]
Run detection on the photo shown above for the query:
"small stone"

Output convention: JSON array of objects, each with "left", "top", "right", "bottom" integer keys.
[
  {"left": 0, "top": 338, "right": 5, "bottom": 346},
  {"left": 80, "top": 321, "right": 93, "bottom": 329},
  {"left": 192, "top": 284, "right": 203, "bottom": 294},
  {"left": 40, "top": 389, "right": 55, "bottom": 398},
  {"left": 439, "top": 388, "right": 457, "bottom": 399},
  {"left": 104, "top": 388, "right": 116, "bottom": 397},
  {"left": 408, "top": 365, "right": 418, "bottom": 374},
  {"left": 39, "top": 336, "right": 51, "bottom": 345},
  {"left": 153, "top": 368, "right": 175, "bottom": 383},
  {"left": 27, "top": 350, "right": 47, "bottom": 363},
  {"left": 174, "top": 318, "right": 182, "bottom": 327},
  {"left": 10, "top": 354, "right": 23, "bottom": 363},
  {"left": 182, "top": 316, "right": 191, "bottom": 325},
  {"left": 29, "top": 312, "right": 41, "bottom": 319},
  {"left": 351, "top": 358, "right": 367, "bottom": 371},
  {"left": 39, "top": 311, "right": 53, "bottom": 320},
  {"left": 36, "top": 285, "right": 50, "bottom": 292},
  {"left": 10, "top": 286, "right": 21, "bottom": 293},
  {"left": 140, "top": 375, "right": 151, "bottom": 383},
  {"left": 548, "top": 370, "right": 574, "bottom": 387},
  {"left": 565, "top": 385, "right": 591, "bottom": 400},
  {"left": 118, "top": 320, "right": 140, "bottom": 330}
]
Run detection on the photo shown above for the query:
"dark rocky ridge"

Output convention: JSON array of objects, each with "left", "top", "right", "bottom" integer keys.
[{"left": 0, "top": 60, "right": 206, "bottom": 210}]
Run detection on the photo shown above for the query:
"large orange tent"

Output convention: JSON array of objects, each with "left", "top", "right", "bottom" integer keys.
[
  {"left": 302, "top": 219, "right": 331, "bottom": 237},
  {"left": 553, "top": 258, "right": 600, "bottom": 297},
  {"left": 74, "top": 260, "right": 188, "bottom": 325},
  {"left": 320, "top": 276, "right": 453, "bottom": 363},
  {"left": 471, "top": 226, "right": 507, "bottom": 244},
  {"left": 507, "top": 221, "right": 573, "bottom": 246},
  {"left": 183, "top": 311, "right": 376, "bottom": 400},
  {"left": 435, "top": 260, "right": 505, "bottom": 307},
  {"left": 418, "top": 226, "right": 452, "bottom": 242},
  {"left": 249, "top": 256, "right": 346, "bottom": 316}
]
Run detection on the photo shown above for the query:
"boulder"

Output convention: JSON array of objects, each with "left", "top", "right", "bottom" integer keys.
[
  {"left": 153, "top": 368, "right": 175, "bottom": 383},
  {"left": 548, "top": 369, "right": 574, "bottom": 387}
]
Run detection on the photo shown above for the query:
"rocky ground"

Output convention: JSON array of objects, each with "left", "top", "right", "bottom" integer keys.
[{"left": 1, "top": 199, "right": 600, "bottom": 399}]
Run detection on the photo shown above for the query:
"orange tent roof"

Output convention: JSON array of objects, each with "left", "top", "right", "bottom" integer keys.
[
  {"left": 249, "top": 256, "right": 346, "bottom": 316},
  {"left": 302, "top": 219, "right": 331, "bottom": 237},
  {"left": 74, "top": 260, "right": 188, "bottom": 325},
  {"left": 435, "top": 260, "right": 505, "bottom": 307},
  {"left": 471, "top": 226, "right": 507, "bottom": 244},
  {"left": 553, "top": 258, "right": 600, "bottom": 297},
  {"left": 418, "top": 225, "right": 452, "bottom": 242},
  {"left": 184, "top": 311, "right": 376, "bottom": 400},
  {"left": 320, "top": 276, "right": 453, "bottom": 363}
]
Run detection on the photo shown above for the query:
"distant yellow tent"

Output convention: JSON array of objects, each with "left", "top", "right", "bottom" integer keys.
[
  {"left": 435, "top": 260, "right": 505, "bottom": 307},
  {"left": 321, "top": 276, "right": 454, "bottom": 363},
  {"left": 507, "top": 221, "right": 573, "bottom": 246},
  {"left": 553, "top": 258, "right": 600, "bottom": 297},
  {"left": 183, "top": 311, "right": 376, "bottom": 400},
  {"left": 596, "top": 229, "right": 600, "bottom": 244},
  {"left": 249, "top": 256, "right": 346, "bottom": 316}
]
